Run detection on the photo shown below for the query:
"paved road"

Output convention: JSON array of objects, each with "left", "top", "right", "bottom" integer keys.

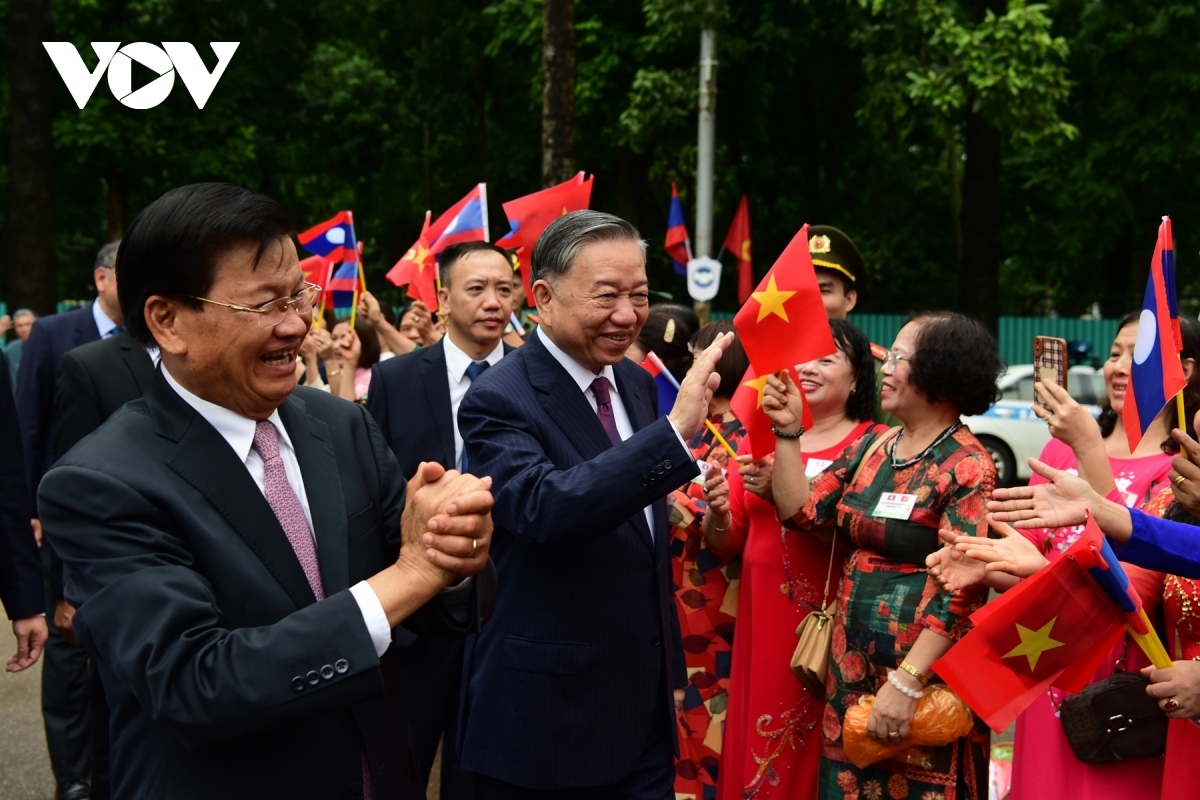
[{"left": 0, "top": 623, "right": 55, "bottom": 799}]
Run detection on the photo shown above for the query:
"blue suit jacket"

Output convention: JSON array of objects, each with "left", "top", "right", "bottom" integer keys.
[
  {"left": 455, "top": 330, "right": 698, "bottom": 789},
  {"left": 16, "top": 303, "right": 100, "bottom": 503}
]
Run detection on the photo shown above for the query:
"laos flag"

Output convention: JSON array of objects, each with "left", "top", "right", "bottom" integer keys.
[
  {"left": 638, "top": 351, "right": 680, "bottom": 418},
  {"left": 1123, "top": 217, "right": 1186, "bottom": 452},
  {"left": 665, "top": 183, "right": 692, "bottom": 276},
  {"left": 428, "top": 184, "right": 489, "bottom": 255},
  {"left": 298, "top": 211, "right": 358, "bottom": 263}
]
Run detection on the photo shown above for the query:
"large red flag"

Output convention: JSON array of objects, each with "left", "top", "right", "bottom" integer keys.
[
  {"left": 385, "top": 211, "right": 439, "bottom": 307},
  {"left": 723, "top": 195, "right": 753, "bottom": 304},
  {"left": 495, "top": 172, "right": 593, "bottom": 303},
  {"left": 733, "top": 223, "right": 835, "bottom": 377},
  {"left": 933, "top": 517, "right": 1127, "bottom": 732}
]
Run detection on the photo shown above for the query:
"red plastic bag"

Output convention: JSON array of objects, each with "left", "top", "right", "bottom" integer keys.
[{"left": 842, "top": 685, "right": 976, "bottom": 769}]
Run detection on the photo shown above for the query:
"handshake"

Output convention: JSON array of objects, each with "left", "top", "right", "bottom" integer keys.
[{"left": 399, "top": 462, "right": 494, "bottom": 588}]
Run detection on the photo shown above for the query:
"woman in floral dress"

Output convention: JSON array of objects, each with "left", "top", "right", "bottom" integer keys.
[{"left": 767, "top": 312, "right": 1004, "bottom": 800}]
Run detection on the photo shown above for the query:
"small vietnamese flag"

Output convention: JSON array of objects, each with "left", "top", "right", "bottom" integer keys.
[
  {"left": 386, "top": 211, "right": 439, "bottom": 308},
  {"left": 733, "top": 224, "right": 836, "bottom": 378},
  {"left": 933, "top": 517, "right": 1128, "bottom": 732},
  {"left": 723, "top": 195, "right": 752, "bottom": 304},
  {"left": 729, "top": 365, "right": 813, "bottom": 460}
]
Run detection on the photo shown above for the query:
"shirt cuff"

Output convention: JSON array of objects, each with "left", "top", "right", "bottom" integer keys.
[
  {"left": 349, "top": 581, "right": 392, "bottom": 657},
  {"left": 666, "top": 417, "right": 697, "bottom": 463}
]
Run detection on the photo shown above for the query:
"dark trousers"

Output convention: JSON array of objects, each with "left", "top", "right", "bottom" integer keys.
[
  {"left": 473, "top": 691, "right": 674, "bottom": 800},
  {"left": 41, "top": 571, "right": 110, "bottom": 798},
  {"left": 394, "top": 635, "right": 474, "bottom": 800}
]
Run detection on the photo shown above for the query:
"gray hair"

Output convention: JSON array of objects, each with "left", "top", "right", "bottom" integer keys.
[
  {"left": 95, "top": 240, "right": 121, "bottom": 270},
  {"left": 12, "top": 308, "right": 35, "bottom": 321},
  {"left": 530, "top": 210, "right": 647, "bottom": 283}
]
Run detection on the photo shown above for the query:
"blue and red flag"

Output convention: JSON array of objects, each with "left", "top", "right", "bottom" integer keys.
[
  {"left": 428, "top": 184, "right": 489, "bottom": 255},
  {"left": 665, "top": 183, "right": 692, "bottom": 276},
  {"left": 330, "top": 261, "right": 365, "bottom": 319},
  {"left": 638, "top": 351, "right": 680, "bottom": 418},
  {"left": 298, "top": 211, "right": 358, "bottom": 263},
  {"left": 1123, "top": 217, "right": 1187, "bottom": 452}
]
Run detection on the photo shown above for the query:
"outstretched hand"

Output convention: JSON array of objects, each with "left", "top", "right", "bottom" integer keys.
[
  {"left": 932, "top": 514, "right": 1050, "bottom": 590},
  {"left": 668, "top": 332, "right": 735, "bottom": 438},
  {"left": 987, "top": 458, "right": 1091, "bottom": 529}
]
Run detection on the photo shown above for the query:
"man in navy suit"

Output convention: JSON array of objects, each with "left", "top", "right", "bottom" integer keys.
[
  {"left": 16, "top": 240, "right": 122, "bottom": 800},
  {"left": 367, "top": 240, "right": 516, "bottom": 798},
  {"left": 457, "top": 211, "right": 733, "bottom": 799}
]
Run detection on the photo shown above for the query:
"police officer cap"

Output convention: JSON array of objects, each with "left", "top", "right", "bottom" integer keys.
[{"left": 808, "top": 225, "right": 864, "bottom": 285}]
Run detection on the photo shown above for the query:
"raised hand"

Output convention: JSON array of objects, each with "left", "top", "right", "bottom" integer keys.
[
  {"left": 761, "top": 372, "right": 804, "bottom": 433},
  {"left": 987, "top": 458, "right": 1091, "bottom": 529},
  {"left": 1170, "top": 417, "right": 1200, "bottom": 519},
  {"left": 1033, "top": 380, "right": 1103, "bottom": 452},
  {"left": 357, "top": 290, "right": 385, "bottom": 327},
  {"left": 667, "top": 331, "right": 735, "bottom": 438}
]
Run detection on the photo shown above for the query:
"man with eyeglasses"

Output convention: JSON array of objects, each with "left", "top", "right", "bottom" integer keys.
[{"left": 36, "top": 183, "right": 495, "bottom": 800}]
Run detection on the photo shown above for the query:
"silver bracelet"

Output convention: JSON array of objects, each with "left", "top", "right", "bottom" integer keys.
[
  {"left": 706, "top": 512, "right": 731, "bottom": 532},
  {"left": 888, "top": 670, "right": 924, "bottom": 700}
]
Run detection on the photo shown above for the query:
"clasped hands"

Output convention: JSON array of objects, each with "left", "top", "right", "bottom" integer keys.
[{"left": 399, "top": 461, "right": 493, "bottom": 589}]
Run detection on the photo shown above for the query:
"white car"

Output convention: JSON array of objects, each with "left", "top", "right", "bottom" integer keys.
[{"left": 963, "top": 365, "right": 1105, "bottom": 487}]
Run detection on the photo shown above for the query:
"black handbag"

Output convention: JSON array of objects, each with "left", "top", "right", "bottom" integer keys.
[{"left": 1058, "top": 670, "right": 1168, "bottom": 764}]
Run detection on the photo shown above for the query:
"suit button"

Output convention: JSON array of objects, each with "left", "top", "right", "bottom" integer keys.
[
  {"left": 641, "top": 477, "right": 649, "bottom": 487},
  {"left": 306, "top": 670, "right": 321, "bottom": 686},
  {"left": 291, "top": 676, "right": 306, "bottom": 692},
  {"left": 335, "top": 658, "right": 350, "bottom": 674},
  {"left": 664, "top": 460, "right": 672, "bottom": 470},
  {"left": 320, "top": 664, "right": 335, "bottom": 680},
  {"left": 652, "top": 636, "right": 663, "bottom": 646},
  {"left": 656, "top": 465, "right": 665, "bottom": 475}
]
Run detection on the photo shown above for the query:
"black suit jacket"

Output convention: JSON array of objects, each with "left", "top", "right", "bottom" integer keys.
[
  {"left": 39, "top": 371, "right": 478, "bottom": 800},
  {"left": 366, "top": 339, "right": 514, "bottom": 479},
  {"left": 42, "top": 334, "right": 156, "bottom": 604},
  {"left": 455, "top": 330, "right": 698, "bottom": 788},
  {"left": 15, "top": 303, "right": 101, "bottom": 503},
  {"left": 0, "top": 351, "right": 42, "bottom": 620}
]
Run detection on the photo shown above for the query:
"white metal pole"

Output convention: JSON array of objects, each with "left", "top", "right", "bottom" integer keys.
[{"left": 694, "top": 26, "right": 717, "bottom": 322}]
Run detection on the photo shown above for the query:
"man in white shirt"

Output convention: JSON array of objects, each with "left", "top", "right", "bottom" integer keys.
[
  {"left": 366, "top": 240, "right": 516, "bottom": 798},
  {"left": 37, "top": 182, "right": 494, "bottom": 800}
]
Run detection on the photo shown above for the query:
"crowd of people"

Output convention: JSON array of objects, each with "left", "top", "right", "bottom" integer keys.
[{"left": 0, "top": 181, "right": 1199, "bottom": 800}]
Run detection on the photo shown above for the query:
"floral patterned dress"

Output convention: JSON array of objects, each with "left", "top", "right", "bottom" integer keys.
[
  {"left": 788, "top": 426, "right": 995, "bottom": 800},
  {"left": 669, "top": 411, "right": 747, "bottom": 800}
]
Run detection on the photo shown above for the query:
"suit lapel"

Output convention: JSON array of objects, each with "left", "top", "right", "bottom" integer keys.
[
  {"left": 153, "top": 376, "right": 317, "bottom": 608},
  {"left": 419, "top": 341, "right": 456, "bottom": 468},
  {"left": 278, "top": 397, "right": 350, "bottom": 595},
  {"left": 525, "top": 332, "right": 612, "bottom": 462},
  {"left": 613, "top": 359, "right": 659, "bottom": 554}
]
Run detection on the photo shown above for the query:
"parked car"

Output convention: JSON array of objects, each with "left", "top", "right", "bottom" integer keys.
[{"left": 963, "top": 365, "right": 1105, "bottom": 487}]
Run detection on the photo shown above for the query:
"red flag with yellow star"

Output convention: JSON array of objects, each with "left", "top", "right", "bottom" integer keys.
[
  {"left": 386, "top": 211, "right": 438, "bottom": 307},
  {"left": 932, "top": 517, "right": 1127, "bottom": 732},
  {"left": 733, "top": 224, "right": 836, "bottom": 377},
  {"left": 729, "top": 365, "right": 813, "bottom": 459}
]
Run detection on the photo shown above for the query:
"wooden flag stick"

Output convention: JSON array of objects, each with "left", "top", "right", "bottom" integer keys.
[{"left": 704, "top": 418, "right": 739, "bottom": 460}]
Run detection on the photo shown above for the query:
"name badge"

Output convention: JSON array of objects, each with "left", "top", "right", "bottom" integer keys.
[
  {"left": 872, "top": 492, "right": 918, "bottom": 520},
  {"left": 805, "top": 458, "right": 833, "bottom": 478}
]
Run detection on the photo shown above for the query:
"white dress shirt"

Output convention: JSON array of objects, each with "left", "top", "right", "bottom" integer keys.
[
  {"left": 443, "top": 334, "right": 506, "bottom": 470},
  {"left": 161, "top": 367, "right": 392, "bottom": 657},
  {"left": 538, "top": 328, "right": 691, "bottom": 539},
  {"left": 92, "top": 300, "right": 119, "bottom": 338}
]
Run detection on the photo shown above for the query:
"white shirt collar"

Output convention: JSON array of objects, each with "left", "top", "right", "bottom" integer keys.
[
  {"left": 161, "top": 365, "right": 295, "bottom": 462},
  {"left": 443, "top": 333, "right": 505, "bottom": 382},
  {"left": 537, "top": 326, "right": 619, "bottom": 397},
  {"left": 92, "top": 300, "right": 119, "bottom": 338}
]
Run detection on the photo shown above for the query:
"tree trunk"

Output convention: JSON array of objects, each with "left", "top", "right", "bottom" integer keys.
[
  {"left": 7, "top": 0, "right": 57, "bottom": 314},
  {"left": 958, "top": 107, "right": 1002, "bottom": 330},
  {"left": 541, "top": 0, "right": 576, "bottom": 187}
]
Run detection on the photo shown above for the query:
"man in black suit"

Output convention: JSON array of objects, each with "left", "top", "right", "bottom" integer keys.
[
  {"left": 41, "top": 334, "right": 156, "bottom": 800},
  {"left": 456, "top": 211, "right": 732, "bottom": 799},
  {"left": 38, "top": 182, "right": 494, "bottom": 800},
  {"left": 367, "top": 240, "right": 515, "bottom": 798},
  {"left": 16, "top": 241, "right": 122, "bottom": 800},
  {"left": 0, "top": 350, "right": 46, "bottom": 673}
]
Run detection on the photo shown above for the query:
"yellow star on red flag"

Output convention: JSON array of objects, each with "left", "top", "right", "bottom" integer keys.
[
  {"left": 743, "top": 374, "right": 770, "bottom": 409},
  {"left": 1003, "top": 618, "right": 1065, "bottom": 672},
  {"left": 751, "top": 275, "right": 797, "bottom": 323}
]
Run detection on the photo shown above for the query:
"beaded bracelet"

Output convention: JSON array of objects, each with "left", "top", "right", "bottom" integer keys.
[
  {"left": 771, "top": 424, "right": 804, "bottom": 439},
  {"left": 888, "top": 670, "right": 924, "bottom": 700}
]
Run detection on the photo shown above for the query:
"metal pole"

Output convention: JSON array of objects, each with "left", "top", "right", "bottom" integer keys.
[{"left": 694, "top": 26, "right": 717, "bottom": 324}]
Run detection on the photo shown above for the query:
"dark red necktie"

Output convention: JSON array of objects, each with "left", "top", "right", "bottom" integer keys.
[{"left": 590, "top": 378, "right": 623, "bottom": 447}]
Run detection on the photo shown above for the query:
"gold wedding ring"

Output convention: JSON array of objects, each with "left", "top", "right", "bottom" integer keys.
[
  {"left": 471, "top": 539, "right": 478, "bottom": 556},
  {"left": 888, "top": 731, "right": 901, "bottom": 739},
  {"left": 1174, "top": 474, "right": 1187, "bottom": 489}
]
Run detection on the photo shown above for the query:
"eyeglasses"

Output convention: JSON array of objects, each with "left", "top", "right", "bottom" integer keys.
[
  {"left": 189, "top": 283, "right": 321, "bottom": 328},
  {"left": 883, "top": 349, "right": 912, "bottom": 370}
]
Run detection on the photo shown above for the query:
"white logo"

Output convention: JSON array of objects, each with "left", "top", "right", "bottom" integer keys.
[
  {"left": 42, "top": 42, "right": 239, "bottom": 110},
  {"left": 686, "top": 256, "right": 722, "bottom": 302}
]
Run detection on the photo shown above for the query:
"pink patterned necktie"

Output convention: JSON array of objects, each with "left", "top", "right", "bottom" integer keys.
[
  {"left": 252, "top": 421, "right": 374, "bottom": 798},
  {"left": 252, "top": 421, "right": 324, "bottom": 600}
]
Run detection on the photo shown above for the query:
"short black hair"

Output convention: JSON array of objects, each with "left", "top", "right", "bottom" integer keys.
[
  {"left": 438, "top": 241, "right": 511, "bottom": 289},
  {"left": 905, "top": 311, "right": 1004, "bottom": 416},
  {"left": 117, "top": 183, "right": 294, "bottom": 347},
  {"left": 830, "top": 319, "right": 877, "bottom": 422}
]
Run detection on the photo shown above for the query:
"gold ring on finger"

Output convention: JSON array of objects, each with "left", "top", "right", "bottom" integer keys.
[
  {"left": 471, "top": 538, "right": 477, "bottom": 556},
  {"left": 888, "top": 731, "right": 901, "bottom": 739},
  {"left": 1174, "top": 474, "right": 1187, "bottom": 489}
]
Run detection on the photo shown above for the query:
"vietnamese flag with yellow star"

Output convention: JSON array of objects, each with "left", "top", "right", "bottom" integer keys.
[
  {"left": 386, "top": 210, "right": 439, "bottom": 307},
  {"left": 932, "top": 518, "right": 1128, "bottom": 732},
  {"left": 733, "top": 224, "right": 836, "bottom": 378},
  {"left": 729, "top": 365, "right": 813, "bottom": 459}
]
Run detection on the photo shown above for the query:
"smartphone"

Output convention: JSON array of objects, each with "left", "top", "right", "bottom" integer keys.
[{"left": 1032, "top": 336, "right": 1068, "bottom": 409}]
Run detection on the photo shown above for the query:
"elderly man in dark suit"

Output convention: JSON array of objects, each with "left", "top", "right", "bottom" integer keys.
[
  {"left": 456, "top": 210, "right": 733, "bottom": 799},
  {"left": 38, "top": 183, "right": 494, "bottom": 800},
  {"left": 367, "top": 240, "right": 515, "bottom": 799}
]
